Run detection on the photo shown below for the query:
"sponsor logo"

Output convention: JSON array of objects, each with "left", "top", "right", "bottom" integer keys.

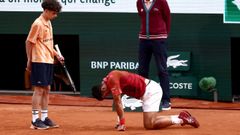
[
  {"left": 167, "top": 54, "right": 188, "bottom": 69},
  {"left": 170, "top": 82, "right": 193, "bottom": 90},
  {"left": 232, "top": 0, "right": 240, "bottom": 10},
  {"left": 153, "top": 8, "right": 159, "bottom": 12},
  {"left": 121, "top": 94, "right": 142, "bottom": 110},
  {"left": 90, "top": 53, "right": 189, "bottom": 70},
  {"left": 90, "top": 61, "right": 138, "bottom": 70},
  {"left": 224, "top": 0, "right": 240, "bottom": 23},
  {"left": 37, "top": 81, "right": 42, "bottom": 84}
]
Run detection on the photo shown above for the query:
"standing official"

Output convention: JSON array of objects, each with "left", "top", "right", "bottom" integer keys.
[{"left": 137, "top": 0, "right": 171, "bottom": 110}]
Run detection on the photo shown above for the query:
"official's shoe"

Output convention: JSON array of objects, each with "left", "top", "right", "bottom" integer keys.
[
  {"left": 30, "top": 118, "right": 49, "bottom": 130},
  {"left": 161, "top": 101, "right": 171, "bottom": 111},
  {"left": 43, "top": 117, "right": 59, "bottom": 128},
  {"left": 178, "top": 110, "right": 200, "bottom": 128}
]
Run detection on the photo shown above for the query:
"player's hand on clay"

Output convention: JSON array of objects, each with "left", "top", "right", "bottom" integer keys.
[
  {"left": 115, "top": 123, "right": 120, "bottom": 129},
  {"left": 116, "top": 124, "right": 126, "bottom": 131},
  {"left": 115, "top": 117, "right": 126, "bottom": 131}
]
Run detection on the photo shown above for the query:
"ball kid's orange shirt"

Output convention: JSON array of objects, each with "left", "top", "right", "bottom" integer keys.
[{"left": 27, "top": 14, "right": 55, "bottom": 64}]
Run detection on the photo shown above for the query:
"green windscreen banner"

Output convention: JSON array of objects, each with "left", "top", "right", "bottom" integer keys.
[
  {"left": 224, "top": 0, "right": 240, "bottom": 23},
  {"left": 80, "top": 51, "right": 192, "bottom": 96}
]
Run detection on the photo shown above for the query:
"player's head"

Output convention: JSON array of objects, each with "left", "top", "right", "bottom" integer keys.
[
  {"left": 91, "top": 84, "right": 104, "bottom": 101},
  {"left": 42, "top": 0, "right": 62, "bottom": 13}
]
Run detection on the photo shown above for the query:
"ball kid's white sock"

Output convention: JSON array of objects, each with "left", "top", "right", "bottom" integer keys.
[
  {"left": 41, "top": 110, "right": 48, "bottom": 121},
  {"left": 32, "top": 110, "right": 39, "bottom": 123}
]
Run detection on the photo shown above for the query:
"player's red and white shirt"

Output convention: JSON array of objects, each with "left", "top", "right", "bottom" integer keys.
[{"left": 102, "top": 70, "right": 146, "bottom": 99}]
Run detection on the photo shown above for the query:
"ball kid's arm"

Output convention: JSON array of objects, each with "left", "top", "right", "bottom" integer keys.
[
  {"left": 54, "top": 44, "right": 65, "bottom": 62},
  {"left": 25, "top": 41, "right": 34, "bottom": 71}
]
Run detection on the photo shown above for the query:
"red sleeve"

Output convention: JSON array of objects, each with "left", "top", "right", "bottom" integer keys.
[
  {"left": 136, "top": 0, "right": 141, "bottom": 16},
  {"left": 106, "top": 75, "right": 122, "bottom": 96},
  {"left": 162, "top": 0, "right": 171, "bottom": 34}
]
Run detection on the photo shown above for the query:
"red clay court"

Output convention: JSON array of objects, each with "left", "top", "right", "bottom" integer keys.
[{"left": 0, "top": 94, "right": 240, "bottom": 135}]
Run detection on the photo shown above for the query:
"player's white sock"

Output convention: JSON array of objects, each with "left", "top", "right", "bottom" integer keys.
[
  {"left": 32, "top": 110, "right": 39, "bottom": 123},
  {"left": 41, "top": 110, "right": 48, "bottom": 121},
  {"left": 170, "top": 115, "right": 183, "bottom": 125}
]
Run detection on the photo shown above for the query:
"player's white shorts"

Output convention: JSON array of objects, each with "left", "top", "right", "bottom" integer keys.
[{"left": 141, "top": 79, "right": 163, "bottom": 112}]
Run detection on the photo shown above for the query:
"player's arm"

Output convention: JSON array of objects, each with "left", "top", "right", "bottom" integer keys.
[
  {"left": 112, "top": 94, "right": 124, "bottom": 122},
  {"left": 112, "top": 94, "right": 126, "bottom": 131},
  {"left": 107, "top": 72, "right": 126, "bottom": 131}
]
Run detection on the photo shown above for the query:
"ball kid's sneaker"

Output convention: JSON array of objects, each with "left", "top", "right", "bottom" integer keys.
[
  {"left": 30, "top": 118, "right": 49, "bottom": 130},
  {"left": 43, "top": 117, "right": 59, "bottom": 128}
]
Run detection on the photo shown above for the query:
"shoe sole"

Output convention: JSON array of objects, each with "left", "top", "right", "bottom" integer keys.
[
  {"left": 161, "top": 107, "right": 171, "bottom": 111},
  {"left": 30, "top": 125, "right": 49, "bottom": 130},
  {"left": 48, "top": 125, "right": 60, "bottom": 128}
]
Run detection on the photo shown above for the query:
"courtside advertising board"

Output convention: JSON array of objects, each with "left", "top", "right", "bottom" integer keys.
[{"left": 0, "top": 0, "right": 223, "bottom": 14}]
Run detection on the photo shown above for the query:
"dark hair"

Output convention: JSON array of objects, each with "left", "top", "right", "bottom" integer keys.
[
  {"left": 91, "top": 85, "right": 104, "bottom": 101},
  {"left": 41, "top": 0, "right": 62, "bottom": 13}
]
